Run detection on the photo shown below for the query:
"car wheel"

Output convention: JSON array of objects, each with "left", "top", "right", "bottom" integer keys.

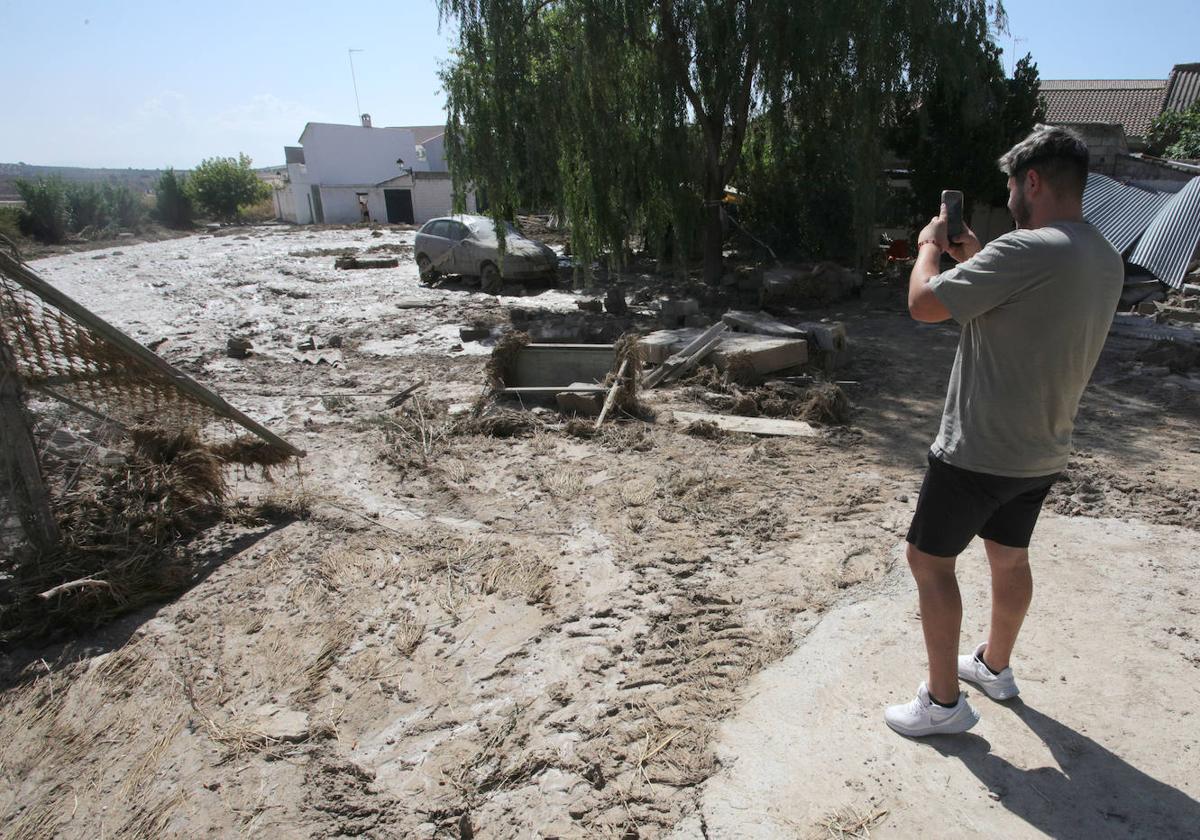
[
  {"left": 480, "top": 262, "right": 502, "bottom": 294},
  {"left": 416, "top": 253, "right": 436, "bottom": 282}
]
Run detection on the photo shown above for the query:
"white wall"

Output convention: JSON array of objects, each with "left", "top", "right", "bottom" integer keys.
[
  {"left": 316, "top": 187, "right": 392, "bottom": 224},
  {"left": 421, "top": 135, "right": 448, "bottom": 172},
  {"left": 300, "top": 123, "right": 421, "bottom": 185},
  {"left": 273, "top": 186, "right": 297, "bottom": 223}
]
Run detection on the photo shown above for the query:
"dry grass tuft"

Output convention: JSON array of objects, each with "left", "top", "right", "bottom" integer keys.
[
  {"left": 452, "top": 406, "right": 543, "bottom": 439},
  {"left": 2, "top": 426, "right": 229, "bottom": 642},
  {"left": 393, "top": 609, "right": 425, "bottom": 654},
  {"left": 810, "top": 805, "right": 889, "bottom": 839},
  {"left": 725, "top": 351, "right": 760, "bottom": 386},
  {"left": 797, "top": 382, "right": 851, "bottom": 425},
  {"left": 378, "top": 397, "right": 451, "bottom": 470},
  {"left": 482, "top": 554, "right": 553, "bottom": 604},
  {"left": 484, "top": 330, "right": 531, "bottom": 389},
  {"left": 538, "top": 466, "right": 584, "bottom": 500},
  {"left": 684, "top": 419, "right": 726, "bottom": 439},
  {"left": 209, "top": 434, "right": 295, "bottom": 476}
]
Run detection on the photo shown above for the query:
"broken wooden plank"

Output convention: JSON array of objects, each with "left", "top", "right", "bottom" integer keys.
[
  {"left": 643, "top": 322, "right": 728, "bottom": 388},
  {"left": 595, "top": 358, "right": 630, "bottom": 429},
  {"left": 722, "top": 310, "right": 806, "bottom": 338},
  {"left": 509, "top": 344, "right": 616, "bottom": 387},
  {"left": 1109, "top": 314, "right": 1199, "bottom": 344},
  {"left": 386, "top": 381, "right": 424, "bottom": 408},
  {"left": 659, "top": 331, "right": 725, "bottom": 385},
  {"left": 1, "top": 341, "right": 60, "bottom": 551},
  {"left": 671, "top": 410, "right": 817, "bottom": 437}
]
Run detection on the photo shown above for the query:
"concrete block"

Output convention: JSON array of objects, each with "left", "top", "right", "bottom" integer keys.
[{"left": 660, "top": 298, "right": 701, "bottom": 326}]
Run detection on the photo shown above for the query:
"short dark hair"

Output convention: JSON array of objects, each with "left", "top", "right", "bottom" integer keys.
[{"left": 997, "top": 124, "right": 1089, "bottom": 198}]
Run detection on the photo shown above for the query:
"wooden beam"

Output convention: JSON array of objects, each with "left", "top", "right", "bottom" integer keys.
[
  {"left": 672, "top": 410, "right": 817, "bottom": 437},
  {"left": 644, "top": 322, "right": 728, "bottom": 388},
  {"left": 0, "top": 341, "right": 60, "bottom": 551},
  {"left": 0, "top": 251, "right": 304, "bottom": 457},
  {"left": 595, "top": 358, "right": 630, "bottom": 430}
]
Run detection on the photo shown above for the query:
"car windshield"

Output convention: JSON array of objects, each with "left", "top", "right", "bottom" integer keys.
[{"left": 463, "top": 218, "right": 523, "bottom": 241}]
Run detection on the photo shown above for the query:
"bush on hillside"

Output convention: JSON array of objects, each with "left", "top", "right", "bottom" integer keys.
[
  {"left": 15, "top": 177, "right": 70, "bottom": 244},
  {"left": 65, "top": 182, "right": 112, "bottom": 231},
  {"left": 186, "top": 154, "right": 270, "bottom": 222},
  {"left": 102, "top": 183, "right": 147, "bottom": 230},
  {"left": 0, "top": 206, "right": 22, "bottom": 243},
  {"left": 155, "top": 168, "right": 194, "bottom": 229}
]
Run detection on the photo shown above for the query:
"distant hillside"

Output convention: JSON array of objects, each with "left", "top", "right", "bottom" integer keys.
[{"left": 0, "top": 163, "right": 285, "bottom": 202}]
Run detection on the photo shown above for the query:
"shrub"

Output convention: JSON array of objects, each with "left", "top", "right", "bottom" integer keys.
[
  {"left": 102, "top": 183, "right": 146, "bottom": 230},
  {"left": 186, "top": 153, "right": 271, "bottom": 222},
  {"left": 1149, "top": 103, "right": 1200, "bottom": 160},
  {"left": 65, "top": 182, "right": 111, "bottom": 231},
  {"left": 0, "top": 206, "right": 22, "bottom": 242},
  {"left": 238, "top": 194, "right": 276, "bottom": 223},
  {"left": 15, "top": 177, "right": 70, "bottom": 244},
  {"left": 155, "top": 168, "right": 193, "bottom": 229}
]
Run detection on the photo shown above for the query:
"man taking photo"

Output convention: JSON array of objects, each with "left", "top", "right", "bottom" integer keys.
[{"left": 885, "top": 125, "right": 1124, "bottom": 737}]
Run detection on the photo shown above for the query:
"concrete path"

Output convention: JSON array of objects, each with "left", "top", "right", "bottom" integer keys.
[{"left": 675, "top": 514, "right": 1200, "bottom": 839}]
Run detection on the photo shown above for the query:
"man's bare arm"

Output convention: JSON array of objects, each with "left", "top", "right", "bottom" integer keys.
[
  {"left": 909, "top": 241, "right": 952, "bottom": 323},
  {"left": 908, "top": 205, "right": 981, "bottom": 323}
]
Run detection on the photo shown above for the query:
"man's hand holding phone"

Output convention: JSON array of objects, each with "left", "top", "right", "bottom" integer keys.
[{"left": 918, "top": 202, "right": 981, "bottom": 264}]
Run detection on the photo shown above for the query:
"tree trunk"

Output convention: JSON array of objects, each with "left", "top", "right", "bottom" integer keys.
[{"left": 701, "top": 196, "right": 724, "bottom": 286}]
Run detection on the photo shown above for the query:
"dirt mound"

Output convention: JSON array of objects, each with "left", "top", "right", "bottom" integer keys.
[{"left": 1047, "top": 454, "right": 1200, "bottom": 528}]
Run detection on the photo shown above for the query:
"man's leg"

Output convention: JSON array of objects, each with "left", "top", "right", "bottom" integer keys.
[
  {"left": 906, "top": 542, "right": 961, "bottom": 704},
  {"left": 981, "top": 539, "right": 1032, "bottom": 671}
]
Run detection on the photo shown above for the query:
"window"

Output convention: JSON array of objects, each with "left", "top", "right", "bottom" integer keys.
[{"left": 416, "top": 144, "right": 427, "bottom": 162}]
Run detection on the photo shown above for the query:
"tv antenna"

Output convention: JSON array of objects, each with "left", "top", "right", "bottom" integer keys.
[
  {"left": 348, "top": 48, "right": 364, "bottom": 119},
  {"left": 1010, "top": 36, "right": 1027, "bottom": 76}
]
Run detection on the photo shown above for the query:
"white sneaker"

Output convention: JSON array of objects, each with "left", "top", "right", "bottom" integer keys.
[
  {"left": 884, "top": 682, "right": 980, "bottom": 737},
  {"left": 958, "top": 642, "right": 1020, "bottom": 700}
]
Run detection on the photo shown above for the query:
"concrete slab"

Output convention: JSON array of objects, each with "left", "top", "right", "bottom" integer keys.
[
  {"left": 640, "top": 330, "right": 807, "bottom": 373},
  {"left": 686, "top": 515, "right": 1200, "bottom": 839}
]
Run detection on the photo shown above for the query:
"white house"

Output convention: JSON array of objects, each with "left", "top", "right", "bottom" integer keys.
[{"left": 272, "top": 117, "right": 475, "bottom": 225}]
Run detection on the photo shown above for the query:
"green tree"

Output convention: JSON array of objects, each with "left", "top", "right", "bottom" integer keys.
[
  {"left": 186, "top": 154, "right": 270, "bottom": 222},
  {"left": 14, "top": 177, "right": 70, "bottom": 244},
  {"left": 438, "top": 0, "right": 1009, "bottom": 281},
  {"left": 102, "top": 183, "right": 146, "bottom": 229},
  {"left": 1148, "top": 103, "right": 1200, "bottom": 160},
  {"left": 155, "top": 168, "right": 194, "bottom": 229},
  {"left": 895, "top": 49, "right": 1045, "bottom": 228},
  {"left": 65, "top": 182, "right": 112, "bottom": 231}
]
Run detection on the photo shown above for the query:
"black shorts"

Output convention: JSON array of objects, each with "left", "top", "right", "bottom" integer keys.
[{"left": 906, "top": 452, "right": 1060, "bottom": 557}]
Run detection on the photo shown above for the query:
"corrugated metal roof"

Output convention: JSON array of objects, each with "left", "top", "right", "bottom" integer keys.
[
  {"left": 1082, "top": 172, "right": 1171, "bottom": 254},
  {"left": 1128, "top": 176, "right": 1200, "bottom": 289},
  {"left": 1164, "top": 63, "right": 1200, "bottom": 113}
]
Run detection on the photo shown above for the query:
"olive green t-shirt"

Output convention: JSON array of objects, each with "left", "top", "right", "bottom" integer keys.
[{"left": 928, "top": 221, "right": 1123, "bottom": 477}]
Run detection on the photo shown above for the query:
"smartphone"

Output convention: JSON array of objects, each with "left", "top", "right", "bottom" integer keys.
[{"left": 941, "top": 190, "right": 964, "bottom": 241}]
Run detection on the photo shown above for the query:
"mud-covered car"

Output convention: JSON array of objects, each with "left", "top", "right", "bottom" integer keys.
[{"left": 414, "top": 215, "right": 558, "bottom": 291}]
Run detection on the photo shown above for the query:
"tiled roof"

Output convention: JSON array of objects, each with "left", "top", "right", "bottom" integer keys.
[
  {"left": 1164, "top": 63, "right": 1200, "bottom": 113},
  {"left": 1040, "top": 79, "right": 1167, "bottom": 137}
]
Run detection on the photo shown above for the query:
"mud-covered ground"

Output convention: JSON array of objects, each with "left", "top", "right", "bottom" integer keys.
[{"left": 2, "top": 224, "right": 1198, "bottom": 839}]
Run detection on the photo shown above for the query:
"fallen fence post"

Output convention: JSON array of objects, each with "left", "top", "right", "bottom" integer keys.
[{"left": 595, "top": 358, "right": 630, "bottom": 430}]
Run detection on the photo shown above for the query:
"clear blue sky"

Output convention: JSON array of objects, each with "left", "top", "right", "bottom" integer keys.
[{"left": 0, "top": 0, "right": 1196, "bottom": 169}]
